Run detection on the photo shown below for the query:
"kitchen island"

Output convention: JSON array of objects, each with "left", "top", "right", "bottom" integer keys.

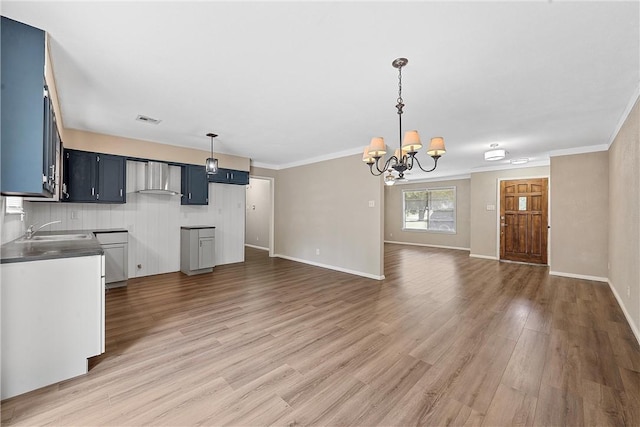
[{"left": 1, "top": 231, "right": 105, "bottom": 399}]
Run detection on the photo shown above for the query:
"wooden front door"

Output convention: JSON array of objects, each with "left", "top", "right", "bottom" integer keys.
[{"left": 500, "top": 178, "right": 548, "bottom": 264}]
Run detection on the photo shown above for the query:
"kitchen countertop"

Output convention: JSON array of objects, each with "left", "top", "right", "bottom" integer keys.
[
  {"left": 1, "top": 229, "right": 127, "bottom": 264},
  {"left": 180, "top": 225, "right": 216, "bottom": 230},
  {"left": 92, "top": 228, "right": 129, "bottom": 234}
]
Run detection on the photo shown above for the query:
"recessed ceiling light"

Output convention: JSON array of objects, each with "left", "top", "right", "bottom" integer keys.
[
  {"left": 510, "top": 158, "right": 529, "bottom": 165},
  {"left": 484, "top": 143, "right": 506, "bottom": 161},
  {"left": 135, "top": 114, "right": 162, "bottom": 125}
]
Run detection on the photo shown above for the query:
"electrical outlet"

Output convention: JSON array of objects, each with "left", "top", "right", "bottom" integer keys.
[
  {"left": 137, "top": 264, "right": 142, "bottom": 270},
  {"left": 368, "top": 200, "right": 375, "bottom": 208},
  {"left": 390, "top": 233, "right": 393, "bottom": 237},
  {"left": 316, "top": 248, "right": 320, "bottom": 255},
  {"left": 627, "top": 286, "right": 631, "bottom": 297},
  {"left": 71, "top": 211, "right": 79, "bottom": 220},
  {"left": 256, "top": 236, "right": 259, "bottom": 241}
]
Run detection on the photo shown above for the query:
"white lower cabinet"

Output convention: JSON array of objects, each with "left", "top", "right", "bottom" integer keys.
[
  {"left": 180, "top": 226, "right": 216, "bottom": 275},
  {"left": 0, "top": 254, "right": 105, "bottom": 399},
  {"left": 95, "top": 231, "right": 128, "bottom": 287}
]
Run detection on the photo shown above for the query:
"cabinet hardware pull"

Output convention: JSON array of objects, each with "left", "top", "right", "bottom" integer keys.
[
  {"left": 92, "top": 187, "right": 95, "bottom": 196},
  {"left": 231, "top": 173, "right": 234, "bottom": 180},
  {"left": 120, "top": 189, "right": 123, "bottom": 197},
  {"left": 189, "top": 192, "right": 192, "bottom": 199}
]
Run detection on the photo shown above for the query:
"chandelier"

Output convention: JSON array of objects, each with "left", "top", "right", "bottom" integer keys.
[
  {"left": 205, "top": 132, "right": 219, "bottom": 175},
  {"left": 362, "top": 58, "right": 446, "bottom": 185}
]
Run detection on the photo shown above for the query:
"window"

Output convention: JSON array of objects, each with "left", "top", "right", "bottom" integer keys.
[
  {"left": 402, "top": 187, "right": 456, "bottom": 233},
  {"left": 4, "top": 196, "right": 24, "bottom": 215}
]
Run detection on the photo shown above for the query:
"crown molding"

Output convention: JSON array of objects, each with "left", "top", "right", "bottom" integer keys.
[
  {"left": 469, "top": 159, "right": 550, "bottom": 174},
  {"left": 548, "top": 145, "right": 608, "bottom": 158}
]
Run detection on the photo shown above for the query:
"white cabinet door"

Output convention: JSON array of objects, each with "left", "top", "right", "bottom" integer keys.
[
  {"left": 104, "top": 244, "right": 127, "bottom": 283},
  {"left": 1, "top": 255, "right": 103, "bottom": 399},
  {"left": 199, "top": 237, "right": 215, "bottom": 269}
]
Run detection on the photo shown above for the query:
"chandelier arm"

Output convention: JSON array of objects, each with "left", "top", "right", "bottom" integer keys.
[
  {"left": 368, "top": 162, "right": 384, "bottom": 176},
  {"left": 411, "top": 155, "right": 440, "bottom": 173},
  {"left": 369, "top": 156, "right": 395, "bottom": 176}
]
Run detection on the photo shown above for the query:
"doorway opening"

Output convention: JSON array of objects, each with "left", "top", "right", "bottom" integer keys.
[{"left": 245, "top": 176, "right": 274, "bottom": 256}]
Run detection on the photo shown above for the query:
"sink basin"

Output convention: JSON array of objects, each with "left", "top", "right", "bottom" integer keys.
[{"left": 17, "top": 233, "right": 93, "bottom": 243}]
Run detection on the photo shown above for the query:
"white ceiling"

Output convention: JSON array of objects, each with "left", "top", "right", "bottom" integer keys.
[{"left": 3, "top": 1, "right": 639, "bottom": 180}]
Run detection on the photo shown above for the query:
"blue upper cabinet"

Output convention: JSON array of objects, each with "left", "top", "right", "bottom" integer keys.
[
  {"left": 207, "top": 168, "right": 249, "bottom": 185},
  {"left": 181, "top": 165, "right": 209, "bottom": 205},
  {"left": 1, "top": 17, "right": 55, "bottom": 197}
]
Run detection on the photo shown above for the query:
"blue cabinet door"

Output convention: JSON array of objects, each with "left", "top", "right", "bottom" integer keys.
[
  {"left": 228, "top": 170, "right": 249, "bottom": 185},
  {"left": 207, "top": 168, "right": 250, "bottom": 185},
  {"left": 181, "top": 165, "right": 209, "bottom": 205},
  {"left": 65, "top": 150, "right": 97, "bottom": 202},
  {"left": 97, "top": 154, "right": 126, "bottom": 203},
  {"left": 1, "top": 17, "right": 47, "bottom": 196}
]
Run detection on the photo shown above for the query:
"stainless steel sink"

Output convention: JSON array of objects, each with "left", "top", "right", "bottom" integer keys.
[{"left": 16, "top": 233, "right": 93, "bottom": 243}]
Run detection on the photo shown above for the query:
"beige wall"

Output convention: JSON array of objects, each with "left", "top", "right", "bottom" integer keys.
[
  {"left": 64, "top": 129, "right": 250, "bottom": 171},
  {"left": 274, "top": 154, "right": 384, "bottom": 279},
  {"left": 245, "top": 177, "right": 271, "bottom": 249},
  {"left": 45, "top": 34, "right": 66, "bottom": 142},
  {"left": 470, "top": 166, "right": 550, "bottom": 258},
  {"left": 384, "top": 178, "right": 470, "bottom": 249},
  {"left": 609, "top": 98, "right": 640, "bottom": 338},
  {"left": 550, "top": 152, "right": 609, "bottom": 278},
  {"left": 250, "top": 166, "right": 278, "bottom": 179}
]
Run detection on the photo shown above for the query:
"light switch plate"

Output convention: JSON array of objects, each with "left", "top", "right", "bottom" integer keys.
[{"left": 486, "top": 204, "right": 496, "bottom": 211}]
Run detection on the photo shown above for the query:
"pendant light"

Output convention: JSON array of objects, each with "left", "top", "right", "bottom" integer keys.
[{"left": 205, "top": 132, "right": 219, "bottom": 174}]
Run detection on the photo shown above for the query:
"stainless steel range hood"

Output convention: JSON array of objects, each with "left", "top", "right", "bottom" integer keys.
[{"left": 137, "top": 161, "right": 181, "bottom": 195}]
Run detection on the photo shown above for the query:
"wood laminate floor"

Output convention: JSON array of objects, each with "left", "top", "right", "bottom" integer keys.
[{"left": 2, "top": 245, "right": 639, "bottom": 426}]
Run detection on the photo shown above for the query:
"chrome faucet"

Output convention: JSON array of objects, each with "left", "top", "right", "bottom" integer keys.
[{"left": 25, "top": 220, "right": 62, "bottom": 239}]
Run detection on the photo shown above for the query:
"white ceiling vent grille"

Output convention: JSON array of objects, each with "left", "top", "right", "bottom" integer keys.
[{"left": 135, "top": 114, "right": 162, "bottom": 125}]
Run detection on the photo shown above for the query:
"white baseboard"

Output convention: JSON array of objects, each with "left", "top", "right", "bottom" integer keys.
[
  {"left": 607, "top": 279, "right": 640, "bottom": 346},
  {"left": 469, "top": 254, "right": 499, "bottom": 260},
  {"left": 245, "top": 243, "right": 269, "bottom": 251},
  {"left": 384, "top": 241, "right": 470, "bottom": 251},
  {"left": 549, "top": 271, "right": 608, "bottom": 283},
  {"left": 273, "top": 254, "right": 385, "bottom": 281}
]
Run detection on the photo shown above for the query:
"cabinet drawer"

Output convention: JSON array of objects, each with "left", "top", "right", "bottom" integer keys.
[
  {"left": 95, "top": 231, "right": 128, "bottom": 245},
  {"left": 198, "top": 228, "right": 215, "bottom": 238}
]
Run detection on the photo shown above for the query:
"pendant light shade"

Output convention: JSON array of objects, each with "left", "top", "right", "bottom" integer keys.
[
  {"left": 427, "top": 137, "right": 446, "bottom": 157},
  {"left": 205, "top": 157, "right": 218, "bottom": 174},
  {"left": 402, "top": 130, "right": 422, "bottom": 153},
  {"left": 362, "top": 147, "right": 375, "bottom": 164},
  {"left": 368, "top": 137, "right": 387, "bottom": 157},
  {"left": 205, "top": 133, "right": 219, "bottom": 174}
]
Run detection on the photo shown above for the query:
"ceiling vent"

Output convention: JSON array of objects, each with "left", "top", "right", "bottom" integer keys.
[{"left": 135, "top": 114, "right": 162, "bottom": 125}]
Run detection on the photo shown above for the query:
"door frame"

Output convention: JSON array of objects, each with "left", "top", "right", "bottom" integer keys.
[
  {"left": 247, "top": 175, "right": 275, "bottom": 257},
  {"left": 495, "top": 175, "right": 551, "bottom": 263}
]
